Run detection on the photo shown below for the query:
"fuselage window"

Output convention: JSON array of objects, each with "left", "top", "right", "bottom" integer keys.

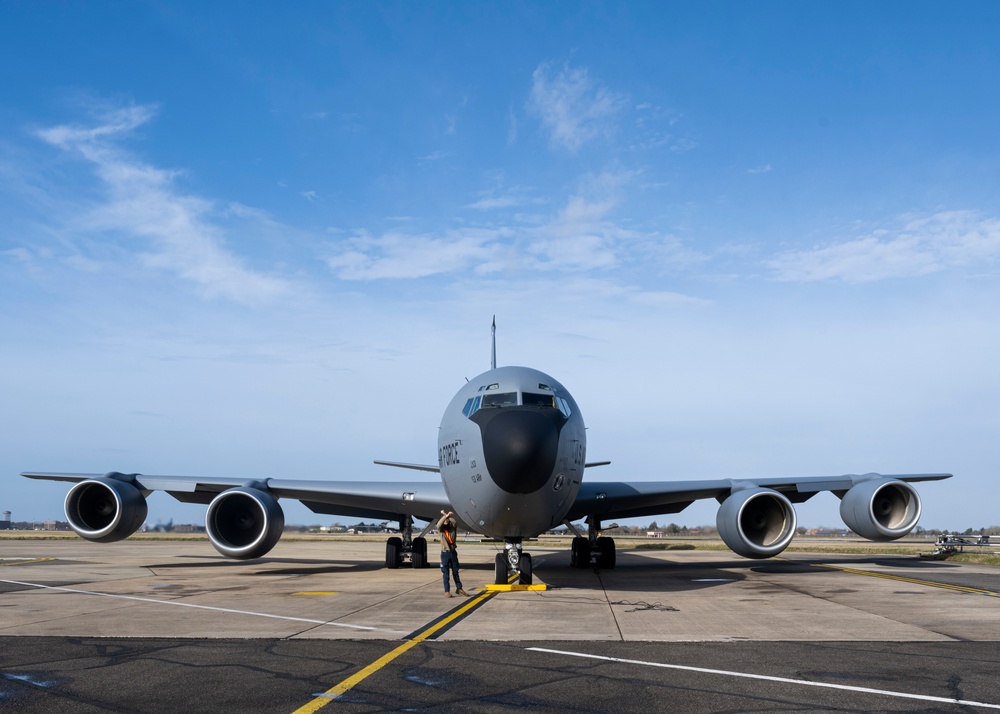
[{"left": 481, "top": 392, "right": 517, "bottom": 408}]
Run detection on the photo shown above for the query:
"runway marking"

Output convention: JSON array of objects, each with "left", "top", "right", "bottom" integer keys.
[
  {"left": 527, "top": 647, "right": 1000, "bottom": 710},
  {"left": 292, "top": 587, "right": 499, "bottom": 713},
  {"left": 0, "top": 578, "right": 380, "bottom": 631},
  {"left": 292, "top": 591, "right": 337, "bottom": 596},
  {"left": 811, "top": 563, "right": 1000, "bottom": 597},
  {"left": 0, "top": 558, "right": 55, "bottom": 567}
]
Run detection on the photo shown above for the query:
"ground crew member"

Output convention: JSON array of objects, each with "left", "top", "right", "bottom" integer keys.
[{"left": 438, "top": 509, "right": 468, "bottom": 597}]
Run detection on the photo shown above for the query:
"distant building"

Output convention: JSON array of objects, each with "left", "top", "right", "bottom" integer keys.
[
  {"left": 42, "top": 521, "right": 72, "bottom": 531},
  {"left": 172, "top": 524, "right": 205, "bottom": 534}
]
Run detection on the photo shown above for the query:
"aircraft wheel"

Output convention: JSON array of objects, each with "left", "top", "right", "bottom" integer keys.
[
  {"left": 519, "top": 553, "right": 533, "bottom": 585},
  {"left": 494, "top": 553, "right": 509, "bottom": 584},
  {"left": 597, "top": 536, "right": 616, "bottom": 569},
  {"left": 412, "top": 537, "right": 428, "bottom": 568},
  {"left": 385, "top": 537, "right": 402, "bottom": 569},
  {"left": 571, "top": 537, "right": 589, "bottom": 568}
]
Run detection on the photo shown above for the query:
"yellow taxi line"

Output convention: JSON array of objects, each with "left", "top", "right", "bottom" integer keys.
[
  {"left": 291, "top": 587, "right": 499, "bottom": 713},
  {"left": 811, "top": 563, "right": 1000, "bottom": 597},
  {"left": 0, "top": 558, "right": 54, "bottom": 567}
]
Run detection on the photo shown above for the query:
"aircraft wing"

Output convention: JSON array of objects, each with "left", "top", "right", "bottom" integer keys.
[
  {"left": 21, "top": 472, "right": 451, "bottom": 524},
  {"left": 565, "top": 472, "right": 953, "bottom": 522}
]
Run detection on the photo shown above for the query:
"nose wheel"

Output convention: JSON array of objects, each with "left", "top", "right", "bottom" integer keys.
[{"left": 494, "top": 539, "right": 533, "bottom": 585}]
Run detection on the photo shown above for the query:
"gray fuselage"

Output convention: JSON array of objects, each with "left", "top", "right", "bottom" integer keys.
[{"left": 437, "top": 366, "right": 586, "bottom": 540}]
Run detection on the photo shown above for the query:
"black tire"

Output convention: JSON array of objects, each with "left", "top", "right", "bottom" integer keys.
[
  {"left": 571, "top": 537, "right": 589, "bottom": 568},
  {"left": 412, "top": 537, "right": 428, "bottom": 568},
  {"left": 597, "top": 536, "right": 616, "bottom": 569},
  {"left": 385, "top": 536, "right": 402, "bottom": 569},
  {"left": 519, "top": 552, "right": 533, "bottom": 585},
  {"left": 494, "top": 552, "right": 508, "bottom": 584}
]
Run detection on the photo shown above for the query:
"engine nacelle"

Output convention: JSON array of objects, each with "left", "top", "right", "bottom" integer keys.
[
  {"left": 717, "top": 487, "right": 797, "bottom": 559},
  {"left": 64, "top": 476, "right": 148, "bottom": 543},
  {"left": 206, "top": 487, "right": 284, "bottom": 559},
  {"left": 839, "top": 477, "right": 921, "bottom": 541}
]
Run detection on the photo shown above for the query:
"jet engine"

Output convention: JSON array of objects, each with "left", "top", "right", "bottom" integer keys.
[
  {"left": 205, "top": 487, "right": 284, "bottom": 559},
  {"left": 839, "top": 477, "right": 920, "bottom": 541},
  {"left": 64, "top": 476, "right": 148, "bottom": 543},
  {"left": 717, "top": 487, "right": 797, "bottom": 559}
]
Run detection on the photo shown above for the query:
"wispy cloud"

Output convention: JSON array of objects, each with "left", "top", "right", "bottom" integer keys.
[
  {"left": 325, "top": 171, "right": 704, "bottom": 281},
  {"left": 527, "top": 63, "right": 626, "bottom": 152},
  {"left": 748, "top": 163, "right": 772, "bottom": 174},
  {"left": 418, "top": 150, "right": 449, "bottom": 162},
  {"left": 32, "top": 103, "right": 289, "bottom": 304},
  {"left": 768, "top": 211, "right": 1000, "bottom": 282},
  {"left": 325, "top": 227, "right": 510, "bottom": 280}
]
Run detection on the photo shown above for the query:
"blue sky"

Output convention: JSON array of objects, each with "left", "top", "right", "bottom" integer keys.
[{"left": 2, "top": 2, "right": 998, "bottom": 530}]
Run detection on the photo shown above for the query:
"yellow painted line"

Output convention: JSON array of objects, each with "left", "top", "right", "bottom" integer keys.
[
  {"left": 292, "top": 591, "right": 337, "bottom": 596},
  {"left": 486, "top": 583, "right": 548, "bottom": 591},
  {"left": 0, "top": 558, "right": 54, "bottom": 567},
  {"left": 292, "top": 588, "right": 498, "bottom": 714},
  {"left": 812, "top": 563, "right": 1000, "bottom": 597}
]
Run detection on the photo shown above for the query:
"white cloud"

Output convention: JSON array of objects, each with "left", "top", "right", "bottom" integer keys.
[
  {"left": 768, "top": 211, "right": 1000, "bottom": 283},
  {"left": 527, "top": 63, "right": 626, "bottom": 152},
  {"left": 325, "top": 171, "right": 703, "bottom": 281},
  {"left": 748, "top": 163, "right": 772, "bottom": 174},
  {"left": 325, "top": 227, "right": 511, "bottom": 280},
  {"left": 33, "top": 104, "right": 288, "bottom": 304}
]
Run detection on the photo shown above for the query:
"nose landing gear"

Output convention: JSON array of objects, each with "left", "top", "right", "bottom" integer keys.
[{"left": 494, "top": 538, "right": 533, "bottom": 585}]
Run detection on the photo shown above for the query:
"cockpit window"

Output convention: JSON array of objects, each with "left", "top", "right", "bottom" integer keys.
[
  {"left": 522, "top": 392, "right": 556, "bottom": 408},
  {"left": 481, "top": 392, "right": 517, "bottom": 408},
  {"left": 462, "top": 395, "right": 482, "bottom": 417},
  {"left": 523, "top": 392, "right": 572, "bottom": 417}
]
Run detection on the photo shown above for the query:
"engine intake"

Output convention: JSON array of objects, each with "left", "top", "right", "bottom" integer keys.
[
  {"left": 206, "top": 487, "right": 284, "bottom": 559},
  {"left": 839, "top": 477, "right": 920, "bottom": 541},
  {"left": 717, "top": 487, "right": 797, "bottom": 559},
  {"left": 64, "top": 477, "right": 148, "bottom": 543}
]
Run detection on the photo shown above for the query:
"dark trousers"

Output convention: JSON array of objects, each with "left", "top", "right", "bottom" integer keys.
[{"left": 440, "top": 550, "right": 462, "bottom": 592}]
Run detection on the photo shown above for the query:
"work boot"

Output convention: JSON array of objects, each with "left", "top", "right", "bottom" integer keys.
[
  {"left": 444, "top": 592, "right": 453, "bottom": 597},
  {"left": 456, "top": 588, "right": 468, "bottom": 596}
]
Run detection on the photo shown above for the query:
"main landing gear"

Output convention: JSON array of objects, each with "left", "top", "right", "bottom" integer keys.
[
  {"left": 494, "top": 538, "right": 533, "bottom": 585},
  {"left": 385, "top": 515, "right": 431, "bottom": 569},
  {"left": 569, "top": 515, "right": 616, "bottom": 569}
]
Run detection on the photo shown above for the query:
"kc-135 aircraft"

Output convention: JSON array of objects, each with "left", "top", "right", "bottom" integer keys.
[{"left": 24, "top": 322, "right": 951, "bottom": 585}]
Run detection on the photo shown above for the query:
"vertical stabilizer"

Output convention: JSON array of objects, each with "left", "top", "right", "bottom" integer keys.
[{"left": 491, "top": 316, "right": 496, "bottom": 370}]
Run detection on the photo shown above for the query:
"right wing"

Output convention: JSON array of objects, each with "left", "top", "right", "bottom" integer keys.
[{"left": 22, "top": 471, "right": 451, "bottom": 523}]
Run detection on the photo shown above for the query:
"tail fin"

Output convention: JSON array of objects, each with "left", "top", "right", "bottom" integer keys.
[{"left": 491, "top": 316, "right": 496, "bottom": 370}]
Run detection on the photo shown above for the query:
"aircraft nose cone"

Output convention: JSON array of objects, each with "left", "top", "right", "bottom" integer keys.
[{"left": 471, "top": 408, "right": 563, "bottom": 494}]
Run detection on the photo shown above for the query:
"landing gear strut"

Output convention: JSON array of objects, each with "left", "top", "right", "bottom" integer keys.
[
  {"left": 385, "top": 515, "right": 430, "bottom": 569},
  {"left": 494, "top": 538, "right": 533, "bottom": 585},
  {"left": 568, "top": 515, "right": 616, "bottom": 569}
]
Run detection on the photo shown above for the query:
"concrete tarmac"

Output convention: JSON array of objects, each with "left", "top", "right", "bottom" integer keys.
[{"left": 2, "top": 537, "right": 999, "bottom": 712}]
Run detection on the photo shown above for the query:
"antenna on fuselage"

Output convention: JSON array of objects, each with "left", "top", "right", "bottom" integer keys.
[{"left": 491, "top": 315, "right": 496, "bottom": 370}]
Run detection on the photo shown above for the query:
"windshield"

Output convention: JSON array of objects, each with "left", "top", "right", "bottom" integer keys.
[{"left": 481, "top": 392, "right": 517, "bottom": 408}]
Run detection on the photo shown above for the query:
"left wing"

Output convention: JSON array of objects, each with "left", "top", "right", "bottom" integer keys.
[
  {"left": 567, "top": 471, "right": 952, "bottom": 558},
  {"left": 567, "top": 472, "right": 953, "bottom": 522}
]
